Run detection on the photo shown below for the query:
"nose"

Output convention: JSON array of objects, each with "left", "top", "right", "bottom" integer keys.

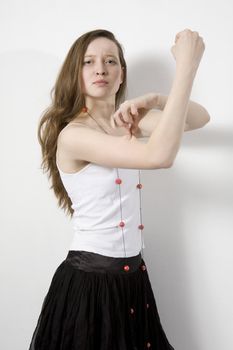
[
  {"left": 96, "top": 69, "right": 106, "bottom": 76},
  {"left": 95, "top": 61, "right": 107, "bottom": 76}
]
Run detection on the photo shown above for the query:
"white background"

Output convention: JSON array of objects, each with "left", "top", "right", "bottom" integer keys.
[{"left": 0, "top": 0, "right": 232, "bottom": 349}]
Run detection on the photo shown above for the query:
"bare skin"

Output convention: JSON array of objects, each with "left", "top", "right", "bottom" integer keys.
[
  {"left": 56, "top": 111, "right": 133, "bottom": 173},
  {"left": 57, "top": 29, "right": 209, "bottom": 173}
]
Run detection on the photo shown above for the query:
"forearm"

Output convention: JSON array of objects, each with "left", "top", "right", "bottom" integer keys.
[
  {"left": 157, "top": 93, "right": 210, "bottom": 128},
  {"left": 147, "top": 66, "right": 197, "bottom": 166}
]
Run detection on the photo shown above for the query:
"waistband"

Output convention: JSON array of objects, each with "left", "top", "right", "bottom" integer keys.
[{"left": 65, "top": 250, "right": 143, "bottom": 274}]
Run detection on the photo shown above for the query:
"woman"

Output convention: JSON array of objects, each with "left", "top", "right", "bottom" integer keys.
[{"left": 29, "top": 28, "right": 209, "bottom": 349}]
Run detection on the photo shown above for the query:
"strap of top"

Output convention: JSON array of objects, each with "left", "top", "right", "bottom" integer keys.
[{"left": 67, "top": 122, "right": 88, "bottom": 127}]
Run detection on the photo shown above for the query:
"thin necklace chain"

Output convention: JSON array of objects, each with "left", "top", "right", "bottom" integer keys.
[{"left": 84, "top": 108, "right": 144, "bottom": 260}]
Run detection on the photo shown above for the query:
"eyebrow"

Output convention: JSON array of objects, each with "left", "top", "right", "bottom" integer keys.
[{"left": 84, "top": 54, "right": 118, "bottom": 58}]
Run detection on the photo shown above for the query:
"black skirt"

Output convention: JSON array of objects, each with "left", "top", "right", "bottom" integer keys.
[{"left": 28, "top": 250, "right": 175, "bottom": 350}]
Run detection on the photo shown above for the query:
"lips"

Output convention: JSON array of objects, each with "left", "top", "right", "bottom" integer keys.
[{"left": 93, "top": 80, "right": 108, "bottom": 84}]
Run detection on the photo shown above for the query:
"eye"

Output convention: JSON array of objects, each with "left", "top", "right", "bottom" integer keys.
[
  {"left": 83, "top": 59, "right": 117, "bottom": 65},
  {"left": 83, "top": 60, "right": 92, "bottom": 65},
  {"left": 106, "top": 59, "right": 116, "bottom": 64}
]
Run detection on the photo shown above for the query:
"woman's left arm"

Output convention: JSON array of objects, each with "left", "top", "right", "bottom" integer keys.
[
  {"left": 135, "top": 94, "right": 211, "bottom": 137},
  {"left": 157, "top": 94, "right": 211, "bottom": 131},
  {"left": 113, "top": 92, "right": 211, "bottom": 137}
]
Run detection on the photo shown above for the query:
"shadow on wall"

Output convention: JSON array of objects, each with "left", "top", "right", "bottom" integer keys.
[
  {"left": 126, "top": 54, "right": 233, "bottom": 148},
  {"left": 127, "top": 52, "right": 172, "bottom": 98},
  {"left": 126, "top": 54, "right": 233, "bottom": 349}
]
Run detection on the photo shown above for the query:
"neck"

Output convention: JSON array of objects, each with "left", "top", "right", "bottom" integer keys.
[{"left": 84, "top": 96, "right": 116, "bottom": 122}]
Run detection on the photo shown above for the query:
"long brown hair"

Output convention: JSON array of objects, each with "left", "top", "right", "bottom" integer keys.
[{"left": 37, "top": 29, "right": 127, "bottom": 217}]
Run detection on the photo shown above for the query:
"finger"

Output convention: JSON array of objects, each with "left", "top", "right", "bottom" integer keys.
[
  {"left": 175, "top": 28, "right": 192, "bottom": 42},
  {"left": 130, "top": 123, "right": 139, "bottom": 135},
  {"left": 123, "top": 122, "right": 132, "bottom": 135},
  {"left": 130, "top": 103, "right": 139, "bottom": 117},
  {"left": 113, "top": 111, "right": 125, "bottom": 127},
  {"left": 175, "top": 31, "right": 182, "bottom": 42},
  {"left": 131, "top": 119, "right": 139, "bottom": 132},
  {"left": 121, "top": 107, "right": 133, "bottom": 125},
  {"left": 175, "top": 34, "right": 180, "bottom": 43}
]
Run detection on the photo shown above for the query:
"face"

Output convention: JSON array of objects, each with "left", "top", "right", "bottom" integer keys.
[{"left": 81, "top": 37, "right": 124, "bottom": 101}]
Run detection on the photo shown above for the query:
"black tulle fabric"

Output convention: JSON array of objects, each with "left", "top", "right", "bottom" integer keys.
[{"left": 29, "top": 250, "right": 175, "bottom": 350}]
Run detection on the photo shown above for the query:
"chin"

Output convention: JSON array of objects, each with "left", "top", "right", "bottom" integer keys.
[{"left": 86, "top": 91, "right": 114, "bottom": 99}]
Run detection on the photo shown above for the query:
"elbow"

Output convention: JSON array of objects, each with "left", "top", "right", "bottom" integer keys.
[
  {"left": 202, "top": 110, "right": 211, "bottom": 126},
  {"left": 147, "top": 148, "right": 174, "bottom": 169},
  {"left": 203, "top": 112, "right": 211, "bottom": 125},
  {"left": 163, "top": 160, "right": 173, "bottom": 168},
  {"left": 206, "top": 114, "right": 211, "bottom": 125},
  {"left": 154, "top": 158, "right": 174, "bottom": 169},
  {"left": 198, "top": 114, "right": 210, "bottom": 130},
  {"left": 148, "top": 153, "right": 174, "bottom": 169},
  {"left": 161, "top": 155, "right": 174, "bottom": 168}
]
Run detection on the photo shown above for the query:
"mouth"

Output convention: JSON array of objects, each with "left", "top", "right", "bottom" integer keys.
[{"left": 93, "top": 80, "right": 108, "bottom": 85}]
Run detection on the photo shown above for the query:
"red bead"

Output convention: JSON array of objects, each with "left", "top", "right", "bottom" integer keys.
[
  {"left": 124, "top": 265, "right": 130, "bottom": 271},
  {"left": 130, "top": 308, "right": 134, "bottom": 314},
  {"left": 141, "top": 265, "right": 146, "bottom": 271},
  {"left": 138, "top": 224, "right": 144, "bottom": 230},
  {"left": 136, "top": 183, "right": 143, "bottom": 189},
  {"left": 119, "top": 221, "right": 125, "bottom": 227},
  {"left": 82, "top": 107, "right": 88, "bottom": 112},
  {"left": 115, "top": 178, "right": 122, "bottom": 184},
  {"left": 146, "top": 342, "right": 151, "bottom": 348},
  {"left": 146, "top": 303, "right": 150, "bottom": 308}
]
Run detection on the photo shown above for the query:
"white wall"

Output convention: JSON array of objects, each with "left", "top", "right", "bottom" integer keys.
[{"left": 0, "top": 0, "right": 232, "bottom": 349}]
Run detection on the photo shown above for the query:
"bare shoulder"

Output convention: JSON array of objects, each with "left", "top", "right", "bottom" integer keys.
[{"left": 57, "top": 122, "right": 91, "bottom": 173}]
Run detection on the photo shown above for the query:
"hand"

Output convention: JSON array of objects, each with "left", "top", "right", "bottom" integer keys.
[
  {"left": 113, "top": 93, "right": 159, "bottom": 136},
  {"left": 171, "top": 28, "right": 205, "bottom": 72}
]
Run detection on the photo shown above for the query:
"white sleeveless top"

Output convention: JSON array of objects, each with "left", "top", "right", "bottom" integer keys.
[{"left": 57, "top": 161, "right": 145, "bottom": 257}]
